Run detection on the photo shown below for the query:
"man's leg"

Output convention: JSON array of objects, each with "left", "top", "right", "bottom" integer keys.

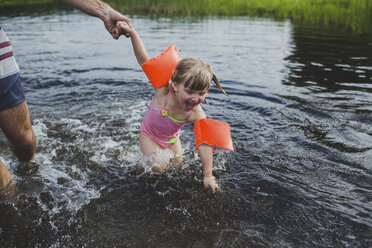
[
  {"left": 0, "top": 160, "right": 12, "bottom": 189},
  {"left": 0, "top": 27, "right": 36, "bottom": 191},
  {"left": 0, "top": 101, "right": 36, "bottom": 161}
]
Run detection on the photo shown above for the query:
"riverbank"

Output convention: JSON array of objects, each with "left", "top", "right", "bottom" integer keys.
[
  {"left": 1, "top": 0, "right": 371, "bottom": 33},
  {"left": 0, "top": 0, "right": 51, "bottom": 5},
  {"left": 113, "top": 0, "right": 371, "bottom": 34}
]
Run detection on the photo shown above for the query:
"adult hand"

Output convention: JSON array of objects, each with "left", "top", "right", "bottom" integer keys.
[
  {"left": 61, "top": 0, "right": 132, "bottom": 39},
  {"left": 103, "top": 9, "right": 132, "bottom": 39}
]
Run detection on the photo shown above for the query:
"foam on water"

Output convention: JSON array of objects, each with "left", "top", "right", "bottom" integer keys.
[
  {"left": 26, "top": 98, "right": 186, "bottom": 215},
  {"left": 60, "top": 118, "right": 97, "bottom": 133},
  {"left": 27, "top": 119, "right": 102, "bottom": 215}
]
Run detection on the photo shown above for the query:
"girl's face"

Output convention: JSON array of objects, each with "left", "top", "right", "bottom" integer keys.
[{"left": 173, "top": 82, "right": 208, "bottom": 112}]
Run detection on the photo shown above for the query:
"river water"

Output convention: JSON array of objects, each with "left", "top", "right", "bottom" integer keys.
[{"left": 0, "top": 6, "right": 371, "bottom": 248}]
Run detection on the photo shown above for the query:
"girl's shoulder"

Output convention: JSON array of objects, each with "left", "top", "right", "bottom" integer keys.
[
  {"left": 189, "top": 105, "right": 206, "bottom": 124},
  {"left": 154, "top": 84, "right": 169, "bottom": 97},
  {"left": 152, "top": 84, "right": 170, "bottom": 108}
]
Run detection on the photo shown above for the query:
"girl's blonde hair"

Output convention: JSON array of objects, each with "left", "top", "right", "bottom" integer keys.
[{"left": 171, "top": 57, "right": 228, "bottom": 96}]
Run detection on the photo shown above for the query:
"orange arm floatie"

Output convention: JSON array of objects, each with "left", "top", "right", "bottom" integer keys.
[
  {"left": 141, "top": 45, "right": 181, "bottom": 88},
  {"left": 194, "top": 118, "right": 234, "bottom": 153}
]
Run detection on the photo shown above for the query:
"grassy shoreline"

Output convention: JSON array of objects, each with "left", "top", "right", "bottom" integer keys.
[
  {"left": 1, "top": 0, "right": 371, "bottom": 34},
  {"left": 112, "top": 0, "right": 371, "bottom": 34},
  {"left": 0, "top": 0, "right": 52, "bottom": 5}
]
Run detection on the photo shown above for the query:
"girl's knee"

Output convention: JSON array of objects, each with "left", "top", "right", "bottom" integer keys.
[{"left": 171, "top": 156, "right": 184, "bottom": 167}]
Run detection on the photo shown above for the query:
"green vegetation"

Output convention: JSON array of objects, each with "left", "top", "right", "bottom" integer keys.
[
  {"left": 1, "top": 0, "right": 371, "bottom": 33},
  {"left": 111, "top": 0, "right": 371, "bottom": 33},
  {"left": 0, "top": 0, "right": 53, "bottom": 6}
]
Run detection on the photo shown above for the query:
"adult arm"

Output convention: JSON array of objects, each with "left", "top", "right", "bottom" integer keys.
[{"left": 61, "top": 0, "right": 132, "bottom": 39}]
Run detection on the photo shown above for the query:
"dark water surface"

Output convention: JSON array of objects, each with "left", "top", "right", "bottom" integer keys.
[{"left": 1, "top": 7, "right": 371, "bottom": 248}]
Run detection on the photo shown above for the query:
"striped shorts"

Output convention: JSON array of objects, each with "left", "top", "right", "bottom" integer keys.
[{"left": 0, "top": 26, "right": 25, "bottom": 111}]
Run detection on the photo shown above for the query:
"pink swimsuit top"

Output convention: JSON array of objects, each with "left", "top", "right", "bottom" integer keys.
[{"left": 139, "top": 90, "right": 193, "bottom": 148}]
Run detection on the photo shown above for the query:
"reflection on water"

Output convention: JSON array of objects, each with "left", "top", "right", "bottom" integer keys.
[{"left": 0, "top": 8, "right": 371, "bottom": 247}]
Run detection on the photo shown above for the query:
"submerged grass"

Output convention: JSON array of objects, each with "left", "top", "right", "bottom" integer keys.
[{"left": 1, "top": 0, "right": 371, "bottom": 33}]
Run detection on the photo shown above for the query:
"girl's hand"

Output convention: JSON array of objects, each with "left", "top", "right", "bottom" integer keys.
[
  {"left": 117, "top": 21, "right": 133, "bottom": 37},
  {"left": 203, "top": 176, "right": 220, "bottom": 193},
  {"left": 103, "top": 9, "right": 132, "bottom": 39}
]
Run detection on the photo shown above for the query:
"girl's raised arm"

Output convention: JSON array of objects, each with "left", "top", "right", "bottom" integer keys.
[{"left": 117, "top": 22, "right": 150, "bottom": 66}]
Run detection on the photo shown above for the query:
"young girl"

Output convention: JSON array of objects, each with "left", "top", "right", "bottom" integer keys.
[{"left": 118, "top": 21, "right": 233, "bottom": 193}]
